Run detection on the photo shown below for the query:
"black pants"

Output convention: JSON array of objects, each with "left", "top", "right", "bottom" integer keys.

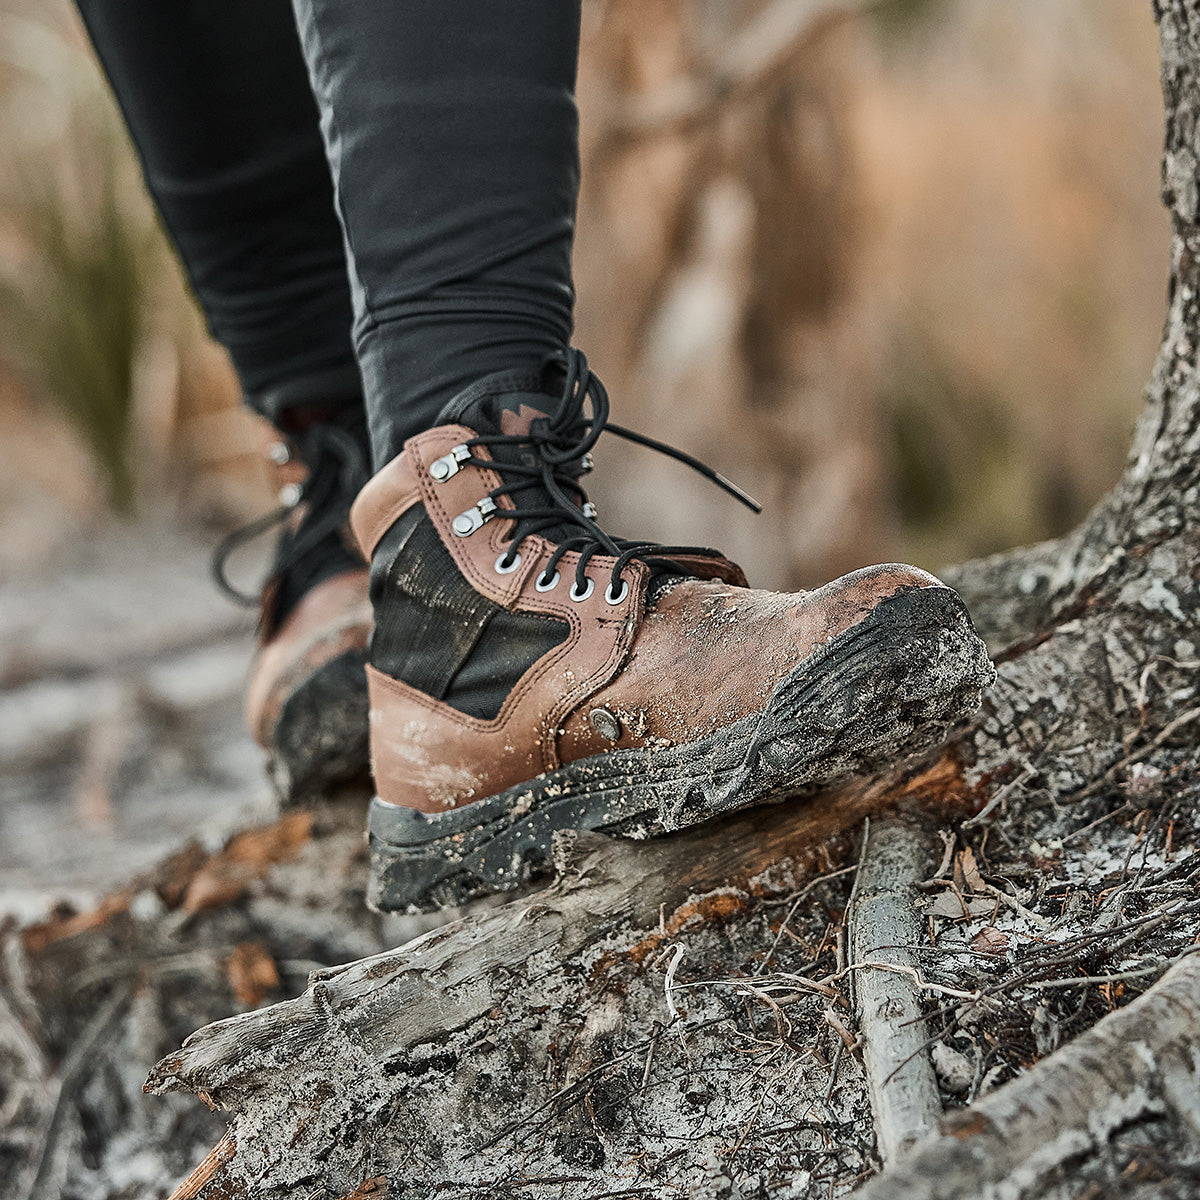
[{"left": 74, "top": 0, "right": 581, "bottom": 469}]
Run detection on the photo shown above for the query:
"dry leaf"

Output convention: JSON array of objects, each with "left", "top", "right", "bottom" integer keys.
[
  {"left": 957, "top": 847, "right": 986, "bottom": 893},
  {"left": 339, "top": 1178, "right": 387, "bottom": 1199},
  {"left": 931, "top": 1041, "right": 974, "bottom": 1093},
  {"left": 925, "top": 890, "right": 994, "bottom": 919},
  {"left": 226, "top": 941, "right": 280, "bottom": 1008},
  {"left": 183, "top": 812, "right": 314, "bottom": 913},
  {"left": 970, "top": 926, "right": 1010, "bottom": 956}
]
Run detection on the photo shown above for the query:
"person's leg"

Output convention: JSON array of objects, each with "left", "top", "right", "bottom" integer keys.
[
  {"left": 74, "top": 0, "right": 362, "bottom": 426},
  {"left": 288, "top": 0, "right": 580, "bottom": 468},
  {"left": 283, "top": 1, "right": 993, "bottom": 911},
  {"left": 75, "top": 0, "right": 374, "bottom": 799}
]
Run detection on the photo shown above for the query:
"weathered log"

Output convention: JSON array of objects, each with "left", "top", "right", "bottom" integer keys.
[{"left": 144, "top": 764, "right": 965, "bottom": 1198}]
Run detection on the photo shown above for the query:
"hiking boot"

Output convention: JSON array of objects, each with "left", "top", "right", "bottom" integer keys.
[
  {"left": 351, "top": 351, "right": 995, "bottom": 911},
  {"left": 216, "top": 415, "right": 373, "bottom": 802}
]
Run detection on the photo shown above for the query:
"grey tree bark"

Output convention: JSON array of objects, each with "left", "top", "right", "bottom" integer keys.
[
  {"left": 852, "top": 952, "right": 1200, "bottom": 1200},
  {"left": 3, "top": 2, "right": 1200, "bottom": 1198},
  {"left": 847, "top": 819, "right": 942, "bottom": 1164}
]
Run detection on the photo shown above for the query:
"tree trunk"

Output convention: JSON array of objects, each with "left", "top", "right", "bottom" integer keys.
[{"left": 4, "top": 2, "right": 1200, "bottom": 1198}]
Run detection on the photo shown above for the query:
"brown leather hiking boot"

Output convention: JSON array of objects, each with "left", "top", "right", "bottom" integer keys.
[
  {"left": 352, "top": 352, "right": 994, "bottom": 911},
  {"left": 217, "top": 419, "right": 373, "bottom": 801}
]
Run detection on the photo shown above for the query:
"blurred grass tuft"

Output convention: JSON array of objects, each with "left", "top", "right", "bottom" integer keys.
[
  {"left": 0, "top": 129, "right": 150, "bottom": 513},
  {"left": 870, "top": 0, "right": 951, "bottom": 38},
  {"left": 0, "top": 8, "right": 164, "bottom": 515}
]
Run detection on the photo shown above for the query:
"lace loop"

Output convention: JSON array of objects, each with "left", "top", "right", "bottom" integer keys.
[
  {"left": 463, "top": 348, "right": 759, "bottom": 595},
  {"left": 211, "top": 422, "right": 368, "bottom": 607}
]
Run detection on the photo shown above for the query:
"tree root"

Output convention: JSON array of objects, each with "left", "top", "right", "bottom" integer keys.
[
  {"left": 848, "top": 818, "right": 942, "bottom": 1163},
  {"left": 853, "top": 952, "right": 1200, "bottom": 1200}
]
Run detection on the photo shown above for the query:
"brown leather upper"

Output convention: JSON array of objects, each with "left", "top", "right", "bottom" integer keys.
[
  {"left": 245, "top": 568, "right": 372, "bottom": 746},
  {"left": 351, "top": 425, "right": 941, "bottom": 814},
  {"left": 556, "top": 562, "right": 940, "bottom": 761}
]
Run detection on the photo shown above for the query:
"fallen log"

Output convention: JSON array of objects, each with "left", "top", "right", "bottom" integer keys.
[{"left": 145, "top": 763, "right": 967, "bottom": 1198}]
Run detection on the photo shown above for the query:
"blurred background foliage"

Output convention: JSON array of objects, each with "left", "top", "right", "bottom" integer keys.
[
  {"left": 0, "top": 93, "right": 148, "bottom": 515},
  {"left": 0, "top": 0, "right": 1170, "bottom": 588}
]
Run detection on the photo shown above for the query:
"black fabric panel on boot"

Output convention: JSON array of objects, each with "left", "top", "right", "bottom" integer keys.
[
  {"left": 445, "top": 608, "right": 570, "bottom": 719},
  {"left": 369, "top": 506, "right": 569, "bottom": 721}
]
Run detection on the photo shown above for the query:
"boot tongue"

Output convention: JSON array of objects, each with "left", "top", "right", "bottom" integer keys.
[
  {"left": 437, "top": 367, "right": 706, "bottom": 596},
  {"left": 436, "top": 368, "right": 589, "bottom": 542},
  {"left": 437, "top": 367, "right": 558, "bottom": 442}
]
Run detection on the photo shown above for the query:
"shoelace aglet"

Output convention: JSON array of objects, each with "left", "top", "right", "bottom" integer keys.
[{"left": 712, "top": 471, "right": 762, "bottom": 515}]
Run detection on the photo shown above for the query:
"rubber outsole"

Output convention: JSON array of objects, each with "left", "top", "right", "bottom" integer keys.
[
  {"left": 266, "top": 648, "right": 371, "bottom": 803},
  {"left": 367, "top": 585, "right": 996, "bottom": 912}
]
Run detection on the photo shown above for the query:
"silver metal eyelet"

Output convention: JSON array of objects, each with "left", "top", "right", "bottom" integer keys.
[
  {"left": 569, "top": 578, "right": 595, "bottom": 602},
  {"left": 267, "top": 440, "right": 292, "bottom": 466},
  {"left": 278, "top": 482, "right": 302, "bottom": 507},
  {"left": 451, "top": 496, "right": 497, "bottom": 537},
  {"left": 494, "top": 551, "right": 522, "bottom": 575},
  {"left": 581, "top": 501, "right": 599, "bottom": 520},
  {"left": 604, "top": 580, "right": 630, "bottom": 605},
  {"left": 534, "top": 570, "right": 560, "bottom": 592},
  {"left": 429, "top": 444, "right": 471, "bottom": 481}
]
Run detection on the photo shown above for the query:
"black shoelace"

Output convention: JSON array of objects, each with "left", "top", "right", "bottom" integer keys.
[
  {"left": 211, "top": 422, "right": 368, "bottom": 608},
  {"left": 457, "top": 348, "right": 761, "bottom": 601}
]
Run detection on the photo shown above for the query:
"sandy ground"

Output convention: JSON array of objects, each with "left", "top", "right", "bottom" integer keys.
[{"left": 0, "top": 521, "right": 282, "bottom": 922}]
